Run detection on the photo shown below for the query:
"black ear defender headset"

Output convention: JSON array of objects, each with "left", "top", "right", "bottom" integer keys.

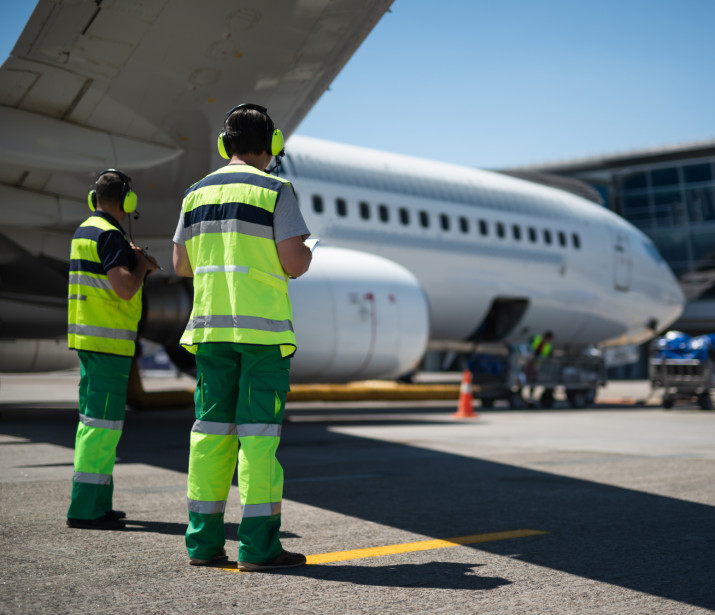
[
  {"left": 217, "top": 103, "right": 285, "bottom": 160},
  {"left": 87, "top": 169, "right": 138, "bottom": 214}
]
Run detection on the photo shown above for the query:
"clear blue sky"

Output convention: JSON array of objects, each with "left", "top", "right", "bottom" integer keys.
[{"left": 3, "top": 1, "right": 714, "bottom": 169}]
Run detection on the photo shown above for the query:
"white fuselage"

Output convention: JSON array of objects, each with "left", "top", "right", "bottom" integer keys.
[{"left": 283, "top": 136, "right": 684, "bottom": 352}]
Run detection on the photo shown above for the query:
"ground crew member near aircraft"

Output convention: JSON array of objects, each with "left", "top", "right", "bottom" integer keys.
[
  {"left": 525, "top": 330, "right": 554, "bottom": 404},
  {"left": 173, "top": 103, "right": 312, "bottom": 570},
  {"left": 66, "top": 169, "right": 158, "bottom": 529},
  {"left": 531, "top": 331, "right": 554, "bottom": 360}
]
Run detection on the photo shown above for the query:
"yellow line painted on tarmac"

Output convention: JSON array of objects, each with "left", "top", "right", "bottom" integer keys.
[{"left": 219, "top": 529, "right": 548, "bottom": 572}]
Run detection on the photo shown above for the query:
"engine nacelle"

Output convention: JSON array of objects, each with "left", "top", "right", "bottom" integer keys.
[{"left": 289, "top": 246, "right": 430, "bottom": 382}]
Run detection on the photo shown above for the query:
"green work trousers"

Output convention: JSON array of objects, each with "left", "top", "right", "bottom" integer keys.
[
  {"left": 67, "top": 350, "right": 131, "bottom": 520},
  {"left": 185, "top": 343, "right": 291, "bottom": 563}
]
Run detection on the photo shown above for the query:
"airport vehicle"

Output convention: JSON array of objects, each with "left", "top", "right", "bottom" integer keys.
[
  {"left": 649, "top": 332, "right": 714, "bottom": 410},
  {"left": 0, "top": 1, "right": 685, "bottom": 386},
  {"left": 466, "top": 344, "right": 605, "bottom": 409}
]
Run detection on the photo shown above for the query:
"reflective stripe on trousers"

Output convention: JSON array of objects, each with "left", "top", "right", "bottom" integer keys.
[
  {"left": 187, "top": 420, "right": 282, "bottom": 517},
  {"left": 67, "top": 351, "right": 130, "bottom": 521}
]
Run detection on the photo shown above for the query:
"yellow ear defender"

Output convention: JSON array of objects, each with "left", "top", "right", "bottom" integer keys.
[
  {"left": 217, "top": 103, "right": 284, "bottom": 159},
  {"left": 88, "top": 169, "right": 137, "bottom": 213}
]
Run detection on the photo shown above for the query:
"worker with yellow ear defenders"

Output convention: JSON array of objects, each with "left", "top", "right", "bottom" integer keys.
[{"left": 66, "top": 169, "right": 157, "bottom": 530}]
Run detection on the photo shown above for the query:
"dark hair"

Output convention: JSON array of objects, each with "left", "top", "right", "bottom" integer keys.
[
  {"left": 95, "top": 172, "right": 126, "bottom": 206},
  {"left": 225, "top": 107, "right": 272, "bottom": 156}
]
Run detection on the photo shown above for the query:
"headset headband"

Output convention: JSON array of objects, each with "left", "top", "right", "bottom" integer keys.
[
  {"left": 98, "top": 168, "right": 132, "bottom": 185},
  {"left": 88, "top": 168, "right": 137, "bottom": 213},
  {"left": 218, "top": 103, "right": 284, "bottom": 159},
  {"left": 224, "top": 103, "right": 268, "bottom": 126}
]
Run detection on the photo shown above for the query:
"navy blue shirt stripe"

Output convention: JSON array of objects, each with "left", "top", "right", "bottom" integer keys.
[
  {"left": 184, "top": 171, "right": 284, "bottom": 198},
  {"left": 71, "top": 212, "right": 134, "bottom": 274},
  {"left": 184, "top": 202, "right": 274, "bottom": 229}
]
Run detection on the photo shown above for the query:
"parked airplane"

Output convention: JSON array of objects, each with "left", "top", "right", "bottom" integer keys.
[
  {"left": 281, "top": 135, "right": 685, "bottom": 381},
  {"left": 0, "top": 0, "right": 685, "bottom": 382}
]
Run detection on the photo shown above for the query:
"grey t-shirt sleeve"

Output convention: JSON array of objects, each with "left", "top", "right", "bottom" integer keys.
[
  {"left": 173, "top": 209, "right": 185, "bottom": 245},
  {"left": 274, "top": 183, "right": 310, "bottom": 243}
]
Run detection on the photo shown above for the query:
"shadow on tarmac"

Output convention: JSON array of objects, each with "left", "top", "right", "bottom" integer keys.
[
  {"left": 218, "top": 560, "right": 512, "bottom": 590},
  {"left": 1, "top": 404, "right": 713, "bottom": 609}
]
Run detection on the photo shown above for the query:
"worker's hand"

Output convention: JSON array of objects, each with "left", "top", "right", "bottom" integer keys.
[{"left": 132, "top": 244, "right": 160, "bottom": 275}]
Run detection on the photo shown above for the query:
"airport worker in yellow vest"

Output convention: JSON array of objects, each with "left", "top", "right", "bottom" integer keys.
[
  {"left": 173, "top": 103, "right": 312, "bottom": 570},
  {"left": 531, "top": 331, "right": 554, "bottom": 359},
  {"left": 67, "top": 169, "right": 158, "bottom": 529}
]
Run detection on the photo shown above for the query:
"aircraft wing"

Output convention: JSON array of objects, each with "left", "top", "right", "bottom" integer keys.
[
  {"left": 0, "top": 0, "right": 393, "bottom": 219},
  {"left": 0, "top": 0, "right": 393, "bottom": 345},
  {"left": 1, "top": 0, "right": 391, "bottom": 141}
]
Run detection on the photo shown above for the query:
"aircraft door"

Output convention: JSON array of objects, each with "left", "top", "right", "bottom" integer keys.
[{"left": 613, "top": 232, "right": 632, "bottom": 292}]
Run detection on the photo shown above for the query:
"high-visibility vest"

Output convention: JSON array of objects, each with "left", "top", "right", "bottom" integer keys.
[
  {"left": 179, "top": 165, "right": 297, "bottom": 358},
  {"left": 67, "top": 214, "right": 142, "bottom": 357},
  {"left": 531, "top": 334, "right": 553, "bottom": 358}
]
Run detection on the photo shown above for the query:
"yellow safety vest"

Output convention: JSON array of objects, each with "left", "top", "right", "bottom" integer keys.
[
  {"left": 179, "top": 165, "right": 297, "bottom": 357},
  {"left": 67, "top": 214, "right": 142, "bottom": 357},
  {"left": 531, "top": 335, "right": 552, "bottom": 358}
]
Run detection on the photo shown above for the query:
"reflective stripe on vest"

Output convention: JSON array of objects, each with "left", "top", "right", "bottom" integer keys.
[
  {"left": 67, "top": 215, "right": 141, "bottom": 357},
  {"left": 179, "top": 166, "right": 296, "bottom": 355}
]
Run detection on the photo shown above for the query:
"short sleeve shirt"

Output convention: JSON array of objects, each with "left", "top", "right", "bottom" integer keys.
[
  {"left": 94, "top": 211, "right": 136, "bottom": 272},
  {"left": 173, "top": 180, "right": 310, "bottom": 245}
]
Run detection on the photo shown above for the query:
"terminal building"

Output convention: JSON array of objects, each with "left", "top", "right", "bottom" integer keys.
[{"left": 505, "top": 140, "right": 715, "bottom": 376}]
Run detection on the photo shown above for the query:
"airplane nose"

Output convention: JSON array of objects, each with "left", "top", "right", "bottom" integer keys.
[{"left": 656, "top": 266, "right": 686, "bottom": 332}]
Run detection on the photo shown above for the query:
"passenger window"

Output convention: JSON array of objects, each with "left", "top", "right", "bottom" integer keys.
[
  {"left": 543, "top": 229, "right": 552, "bottom": 245},
  {"left": 378, "top": 204, "right": 389, "bottom": 223},
  {"left": 528, "top": 227, "right": 537, "bottom": 242},
  {"left": 419, "top": 210, "right": 430, "bottom": 228},
  {"left": 558, "top": 231, "right": 567, "bottom": 247},
  {"left": 312, "top": 195, "right": 324, "bottom": 214},
  {"left": 572, "top": 233, "right": 581, "bottom": 249},
  {"left": 359, "top": 201, "right": 370, "bottom": 220},
  {"left": 512, "top": 225, "right": 521, "bottom": 240},
  {"left": 399, "top": 207, "right": 410, "bottom": 225},
  {"left": 336, "top": 198, "right": 347, "bottom": 217},
  {"left": 479, "top": 219, "right": 489, "bottom": 236},
  {"left": 496, "top": 222, "right": 505, "bottom": 238},
  {"left": 440, "top": 214, "right": 450, "bottom": 231},
  {"left": 459, "top": 216, "right": 469, "bottom": 233}
]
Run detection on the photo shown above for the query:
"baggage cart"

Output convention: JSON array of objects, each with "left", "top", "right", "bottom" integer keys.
[
  {"left": 649, "top": 356, "right": 714, "bottom": 410},
  {"left": 649, "top": 332, "right": 715, "bottom": 410},
  {"left": 468, "top": 344, "right": 605, "bottom": 409}
]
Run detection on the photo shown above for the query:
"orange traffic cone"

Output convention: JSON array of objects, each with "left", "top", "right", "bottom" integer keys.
[{"left": 453, "top": 369, "right": 479, "bottom": 419}]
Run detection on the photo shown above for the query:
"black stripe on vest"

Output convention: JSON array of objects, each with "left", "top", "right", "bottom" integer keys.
[
  {"left": 184, "top": 171, "right": 285, "bottom": 198},
  {"left": 69, "top": 259, "right": 105, "bottom": 274},
  {"left": 73, "top": 226, "right": 105, "bottom": 241},
  {"left": 184, "top": 202, "right": 274, "bottom": 229}
]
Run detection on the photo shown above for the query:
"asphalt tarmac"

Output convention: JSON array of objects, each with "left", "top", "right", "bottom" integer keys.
[{"left": 1, "top": 372, "right": 713, "bottom": 614}]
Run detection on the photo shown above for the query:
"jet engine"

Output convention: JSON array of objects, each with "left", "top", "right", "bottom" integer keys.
[
  {"left": 289, "top": 246, "right": 430, "bottom": 382},
  {"left": 139, "top": 245, "right": 430, "bottom": 383}
]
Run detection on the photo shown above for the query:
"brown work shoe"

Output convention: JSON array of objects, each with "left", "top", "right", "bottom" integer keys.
[
  {"left": 236, "top": 549, "right": 306, "bottom": 571},
  {"left": 189, "top": 548, "right": 228, "bottom": 566}
]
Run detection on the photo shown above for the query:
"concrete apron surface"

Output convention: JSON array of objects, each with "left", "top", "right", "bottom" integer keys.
[{"left": 0, "top": 374, "right": 714, "bottom": 614}]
